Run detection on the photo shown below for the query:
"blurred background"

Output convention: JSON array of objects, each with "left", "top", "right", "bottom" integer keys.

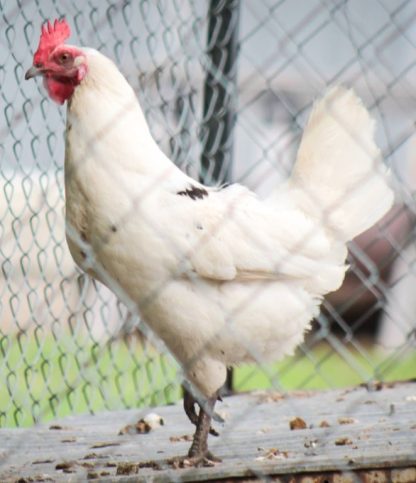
[{"left": 1, "top": 0, "right": 415, "bottom": 427}]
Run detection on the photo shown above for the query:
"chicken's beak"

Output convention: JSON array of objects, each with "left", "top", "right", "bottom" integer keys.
[{"left": 25, "top": 66, "right": 42, "bottom": 80}]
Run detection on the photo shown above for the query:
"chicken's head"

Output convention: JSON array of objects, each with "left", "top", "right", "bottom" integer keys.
[{"left": 25, "top": 19, "right": 87, "bottom": 104}]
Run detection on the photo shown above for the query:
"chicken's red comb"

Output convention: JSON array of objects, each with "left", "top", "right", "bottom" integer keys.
[{"left": 33, "top": 19, "right": 71, "bottom": 64}]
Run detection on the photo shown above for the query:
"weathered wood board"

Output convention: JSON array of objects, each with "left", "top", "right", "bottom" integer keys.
[{"left": 1, "top": 382, "right": 416, "bottom": 482}]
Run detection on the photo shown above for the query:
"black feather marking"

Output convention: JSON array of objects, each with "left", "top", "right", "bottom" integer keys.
[{"left": 177, "top": 185, "right": 208, "bottom": 201}]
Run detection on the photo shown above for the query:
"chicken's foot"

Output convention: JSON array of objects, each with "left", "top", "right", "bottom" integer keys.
[{"left": 169, "top": 390, "right": 222, "bottom": 467}]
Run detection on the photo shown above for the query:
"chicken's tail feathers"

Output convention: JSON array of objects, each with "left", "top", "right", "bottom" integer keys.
[{"left": 289, "top": 86, "right": 394, "bottom": 241}]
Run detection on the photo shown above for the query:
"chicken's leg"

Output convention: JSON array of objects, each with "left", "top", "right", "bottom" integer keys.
[
  {"left": 183, "top": 387, "right": 199, "bottom": 426},
  {"left": 183, "top": 387, "right": 219, "bottom": 436}
]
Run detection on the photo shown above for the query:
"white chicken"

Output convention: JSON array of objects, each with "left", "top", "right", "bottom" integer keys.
[{"left": 25, "top": 19, "right": 394, "bottom": 464}]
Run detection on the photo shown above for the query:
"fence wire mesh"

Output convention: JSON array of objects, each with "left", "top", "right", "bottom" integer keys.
[{"left": 1, "top": 1, "right": 416, "bottom": 474}]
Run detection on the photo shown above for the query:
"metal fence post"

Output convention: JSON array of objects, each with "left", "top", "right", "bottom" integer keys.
[
  {"left": 200, "top": 0, "right": 240, "bottom": 186},
  {"left": 200, "top": 0, "right": 241, "bottom": 393}
]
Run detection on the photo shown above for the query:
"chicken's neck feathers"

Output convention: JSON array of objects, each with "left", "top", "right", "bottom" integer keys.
[{"left": 66, "top": 48, "right": 186, "bottom": 183}]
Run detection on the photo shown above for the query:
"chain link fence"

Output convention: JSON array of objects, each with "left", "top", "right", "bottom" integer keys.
[{"left": 1, "top": 0, "right": 415, "bottom": 446}]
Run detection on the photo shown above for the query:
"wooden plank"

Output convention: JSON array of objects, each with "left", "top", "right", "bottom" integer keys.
[{"left": 1, "top": 382, "right": 415, "bottom": 482}]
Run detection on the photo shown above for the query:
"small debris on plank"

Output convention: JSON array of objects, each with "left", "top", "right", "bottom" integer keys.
[
  {"left": 256, "top": 390, "right": 313, "bottom": 404},
  {"left": 319, "top": 420, "right": 331, "bottom": 428},
  {"left": 16, "top": 475, "right": 53, "bottom": 482},
  {"left": 255, "top": 448, "right": 289, "bottom": 461},
  {"left": 167, "top": 459, "right": 181, "bottom": 470},
  {"left": 49, "top": 425, "right": 69, "bottom": 430},
  {"left": 138, "top": 460, "right": 162, "bottom": 470},
  {"left": 63, "top": 468, "right": 76, "bottom": 474},
  {"left": 87, "top": 470, "right": 111, "bottom": 479},
  {"left": 90, "top": 441, "right": 121, "bottom": 448},
  {"left": 144, "top": 412, "right": 165, "bottom": 427},
  {"left": 338, "top": 417, "right": 357, "bottom": 425},
  {"left": 83, "top": 453, "right": 108, "bottom": 460},
  {"left": 55, "top": 462, "right": 75, "bottom": 471},
  {"left": 335, "top": 437, "right": 353, "bottom": 446},
  {"left": 55, "top": 461, "right": 77, "bottom": 474},
  {"left": 169, "top": 434, "right": 193, "bottom": 443},
  {"left": 304, "top": 437, "right": 318, "bottom": 448},
  {"left": 255, "top": 391, "right": 285, "bottom": 403},
  {"left": 289, "top": 417, "right": 307, "bottom": 430},
  {"left": 105, "top": 462, "right": 117, "bottom": 467},
  {"left": 119, "top": 420, "right": 151, "bottom": 434},
  {"left": 116, "top": 462, "right": 139, "bottom": 475},
  {"left": 167, "top": 456, "right": 217, "bottom": 469},
  {"left": 119, "top": 413, "right": 164, "bottom": 435},
  {"left": 61, "top": 437, "right": 76, "bottom": 443},
  {"left": 365, "top": 381, "right": 383, "bottom": 391},
  {"left": 256, "top": 427, "right": 271, "bottom": 435},
  {"left": 32, "top": 459, "right": 54, "bottom": 465}
]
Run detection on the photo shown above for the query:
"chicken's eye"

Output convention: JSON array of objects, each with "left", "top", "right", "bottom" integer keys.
[{"left": 58, "top": 52, "right": 71, "bottom": 64}]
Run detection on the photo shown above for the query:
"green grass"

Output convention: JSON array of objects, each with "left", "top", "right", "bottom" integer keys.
[
  {"left": 234, "top": 342, "right": 416, "bottom": 392},
  {"left": 0, "top": 332, "right": 181, "bottom": 427},
  {"left": 1, "top": 332, "right": 415, "bottom": 427}
]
